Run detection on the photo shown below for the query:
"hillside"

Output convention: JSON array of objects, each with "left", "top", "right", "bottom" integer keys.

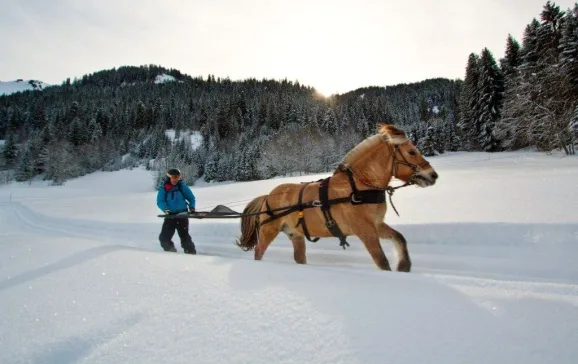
[
  {"left": 0, "top": 64, "right": 460, "bottom": 186},
  {"left": 0, "top": 79, "right": 50, "bottom": 96}
]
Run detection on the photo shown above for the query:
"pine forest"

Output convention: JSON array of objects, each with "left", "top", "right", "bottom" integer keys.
[{"left": 1, "top": 1, "right": 576, "bottom": 187}]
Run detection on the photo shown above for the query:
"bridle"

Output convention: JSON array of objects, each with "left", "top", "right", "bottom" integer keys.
[{"left": 388, "top": 141, "right": 431, "bottom": 184}]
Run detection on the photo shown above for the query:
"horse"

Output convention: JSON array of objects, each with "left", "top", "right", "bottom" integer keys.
[{"left": 236, "top": 124, "right": 438, "bottom": 271}]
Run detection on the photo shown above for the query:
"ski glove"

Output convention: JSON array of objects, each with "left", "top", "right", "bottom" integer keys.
[
  {"left": 189, "top": 207, "right": 196, "bottom": 213},
  {"left": 164, "top": 209, "right": 171, "bottom": 215}
]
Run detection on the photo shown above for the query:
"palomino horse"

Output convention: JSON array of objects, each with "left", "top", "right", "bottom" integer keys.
[{"left": 236, "top": 124, "right": 438, "bottom": 271}]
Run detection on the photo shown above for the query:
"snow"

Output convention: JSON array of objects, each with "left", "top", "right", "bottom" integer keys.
[
  {"left": 189, "top": 131, "right": 202, "bottom": 150},
  {"left": 154, "top": 74, "right": 177, "bottom": 84},
  {"left": 119, "top": 74, "right": 180, "bottom": 88},
  {"left": 165, "top": 129, "right": 202, "bottom": 150},
  {"left": 0, "top": 151, "right": 577, "bottom": 363},
  {"left": 0, "top": 79, "right": 50, "bottom": 96}
]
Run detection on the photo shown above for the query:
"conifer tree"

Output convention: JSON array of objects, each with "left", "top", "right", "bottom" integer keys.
[
  {"left": 68, "top": 117, "right": 89, "bottom": 146},
  {"left": 500, "top": 35, "right": 522, "bottom": 78},
  {"left": 458, "top": 53, "right": 481, "bottom": 149},
  {"left": 536, "top": 2, "right": 564, "bottom": 65},
  {"left": 418, "top": 127, "right": 436, "bottom": 157},
  {"left": 15, "top": 145, "right": 35, "bottom": 183},
  {"left": 519, "top": 19, "right": 541, "bottom": 74},
  {"left": 476, "top": 48, "right": 503, "bottom": 151},
  {"left": 2, "top": 133, "right": 19, "bottom": 167},
  {"left": 559, "top": 4, "right": 578, "bottom": 96},
  {"left": 90, "top": 120, "right": 103, "bottom": 143}
]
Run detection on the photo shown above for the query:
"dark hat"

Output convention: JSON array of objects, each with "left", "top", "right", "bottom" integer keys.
[{"left": 167, "top": 168, "right": 181, "bottom": 176}]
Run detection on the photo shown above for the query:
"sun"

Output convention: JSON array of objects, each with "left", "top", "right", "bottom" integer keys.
[{"left": 313, "top": 87, "right": 335, "bottom": 98}]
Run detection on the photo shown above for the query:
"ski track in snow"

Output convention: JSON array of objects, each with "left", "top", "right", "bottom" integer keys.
[{"left": 2, "top": 199, "right": 577, "bottom": 308}]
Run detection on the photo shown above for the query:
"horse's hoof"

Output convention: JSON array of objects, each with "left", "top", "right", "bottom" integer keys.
[{"left": 397, "top": 260, "right": 411, "bottom": 272}]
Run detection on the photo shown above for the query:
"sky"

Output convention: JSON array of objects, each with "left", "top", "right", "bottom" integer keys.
[
  {"left": 0, "top": 149, "right": 577, "bottom": 363},
  {"left": 1, "top": 0, "right": 577, "bottom": 95}
]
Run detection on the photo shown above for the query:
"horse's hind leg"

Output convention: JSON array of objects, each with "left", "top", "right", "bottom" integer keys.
[
  {"left": 254, "top": 223, "right": 280, "bottom": 261},
  {"left": 378, "top": 222, "right": 411, "bottom": 272}
]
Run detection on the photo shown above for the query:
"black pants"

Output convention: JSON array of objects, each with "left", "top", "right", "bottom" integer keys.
[{"left": 159, "top": 217, "right": 196, "bottom": 252}]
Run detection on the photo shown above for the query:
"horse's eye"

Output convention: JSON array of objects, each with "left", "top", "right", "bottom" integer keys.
[{"left": 408, "top": 150, "right": 416, "bottom": 156}]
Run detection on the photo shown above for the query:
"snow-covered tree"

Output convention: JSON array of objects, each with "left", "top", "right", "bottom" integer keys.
[
  {"left": 15, "top": 145, "right": 35, "bottom": 183},
  {"left": 559, "top": 4, "right": 578, "bottom": 96},
  {"left": 458, "top": 53, "right": 481, "bottom": 149},
  {"left": 476, "top": 48, "right": 503, "bottom": 152},
  {"left": 500, "top": 34, "right": 522, "bottom": 79},
  {"left": 418, "top": 127, "right": 436, "bottom": 157},
  {"left": 2, "top": 133, "right": 19, "bottom": 167}
]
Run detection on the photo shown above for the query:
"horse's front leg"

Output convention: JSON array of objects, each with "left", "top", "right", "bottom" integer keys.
[
  {"left": 289, "top": 235, "right": 307, "bottom": 264},
  {"left": 352, "top": 224, "right": 391, "bottom": 271},
  {"left": 378, "top": 222, "right": 411, "bottom": 272},
  {"left": 282, "top": 223, "right": 307, "bottom": 264}
]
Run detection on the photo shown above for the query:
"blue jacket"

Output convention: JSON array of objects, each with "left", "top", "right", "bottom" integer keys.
[{"left": 157, "top": 179, "right": 196, "bottom": 213}]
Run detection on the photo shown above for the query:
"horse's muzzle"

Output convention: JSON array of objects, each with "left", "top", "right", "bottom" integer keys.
[{"left": 410, "top": 169, "right": 438, "bottom": 187}]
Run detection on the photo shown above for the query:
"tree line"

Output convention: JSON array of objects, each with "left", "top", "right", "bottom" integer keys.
[
  {"left": 1, "top": 1, "right": 575, "bottom": 188},
  {"left": 459, "top": 1, "right": 577, "bottom": 155}
]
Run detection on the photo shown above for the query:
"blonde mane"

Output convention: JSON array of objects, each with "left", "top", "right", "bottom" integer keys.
[
  {"left": 341, "top": 134, "right": 383, "bottom": 165},
  {"left": 341, "top": 124, "right": 409, "bottom": 165}
]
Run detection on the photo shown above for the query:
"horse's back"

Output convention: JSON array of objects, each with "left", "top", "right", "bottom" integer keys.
[{"left": 267, "top": 182, "right": 318, "bottom": 207}]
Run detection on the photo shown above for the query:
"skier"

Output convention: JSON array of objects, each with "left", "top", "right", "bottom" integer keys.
[{"left": 156, "top": 168, "right": 197, "bottom": 254}]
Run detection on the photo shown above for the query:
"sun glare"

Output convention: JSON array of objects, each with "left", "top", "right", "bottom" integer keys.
[{"left": 314, "top": 87, "right": 334, "bottom": 98}]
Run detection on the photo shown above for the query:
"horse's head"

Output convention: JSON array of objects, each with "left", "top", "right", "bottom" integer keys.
[{"left": 379, "top": 124, "right": 438, "bottom": 187}]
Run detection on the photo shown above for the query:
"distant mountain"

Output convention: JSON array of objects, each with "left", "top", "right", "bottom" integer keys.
[
  {"left": 0, "top": 79, "right": 50, "bottom": 96},
  {"left": 72, "top": 65, "right": 192, "bottom": 88}
]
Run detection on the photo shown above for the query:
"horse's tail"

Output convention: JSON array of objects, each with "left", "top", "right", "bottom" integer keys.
[{"left": 236, "top": 195, "right": 267, "bottom": 251}]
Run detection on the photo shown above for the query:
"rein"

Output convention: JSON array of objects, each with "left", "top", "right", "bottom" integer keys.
[{"left": 384, "top": 184, "right": 409, "bottom": 217}]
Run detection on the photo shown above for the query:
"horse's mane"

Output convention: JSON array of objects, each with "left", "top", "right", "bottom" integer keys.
[{"left": 340, "top": 124, "right": 408, "bottom": 166}]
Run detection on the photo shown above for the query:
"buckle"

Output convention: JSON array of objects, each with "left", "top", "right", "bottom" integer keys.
[
  {"left": 312, "top": 200, "right": 322, "bottom": 207},
  {"left": 351, "top": 193, "right": 362, "bottom": 204}
]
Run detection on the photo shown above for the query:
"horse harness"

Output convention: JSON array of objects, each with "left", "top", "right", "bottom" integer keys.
[
  {"left": 260, "top": 168, "right": 386, "bottom": 249},
  {"left": 258, "top": 141, "right": 427, "bottom": 249}
]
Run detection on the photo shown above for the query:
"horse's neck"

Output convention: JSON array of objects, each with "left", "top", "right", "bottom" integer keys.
[{"left": 346, "top": 142, "right": 394, "bottom": 189}]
